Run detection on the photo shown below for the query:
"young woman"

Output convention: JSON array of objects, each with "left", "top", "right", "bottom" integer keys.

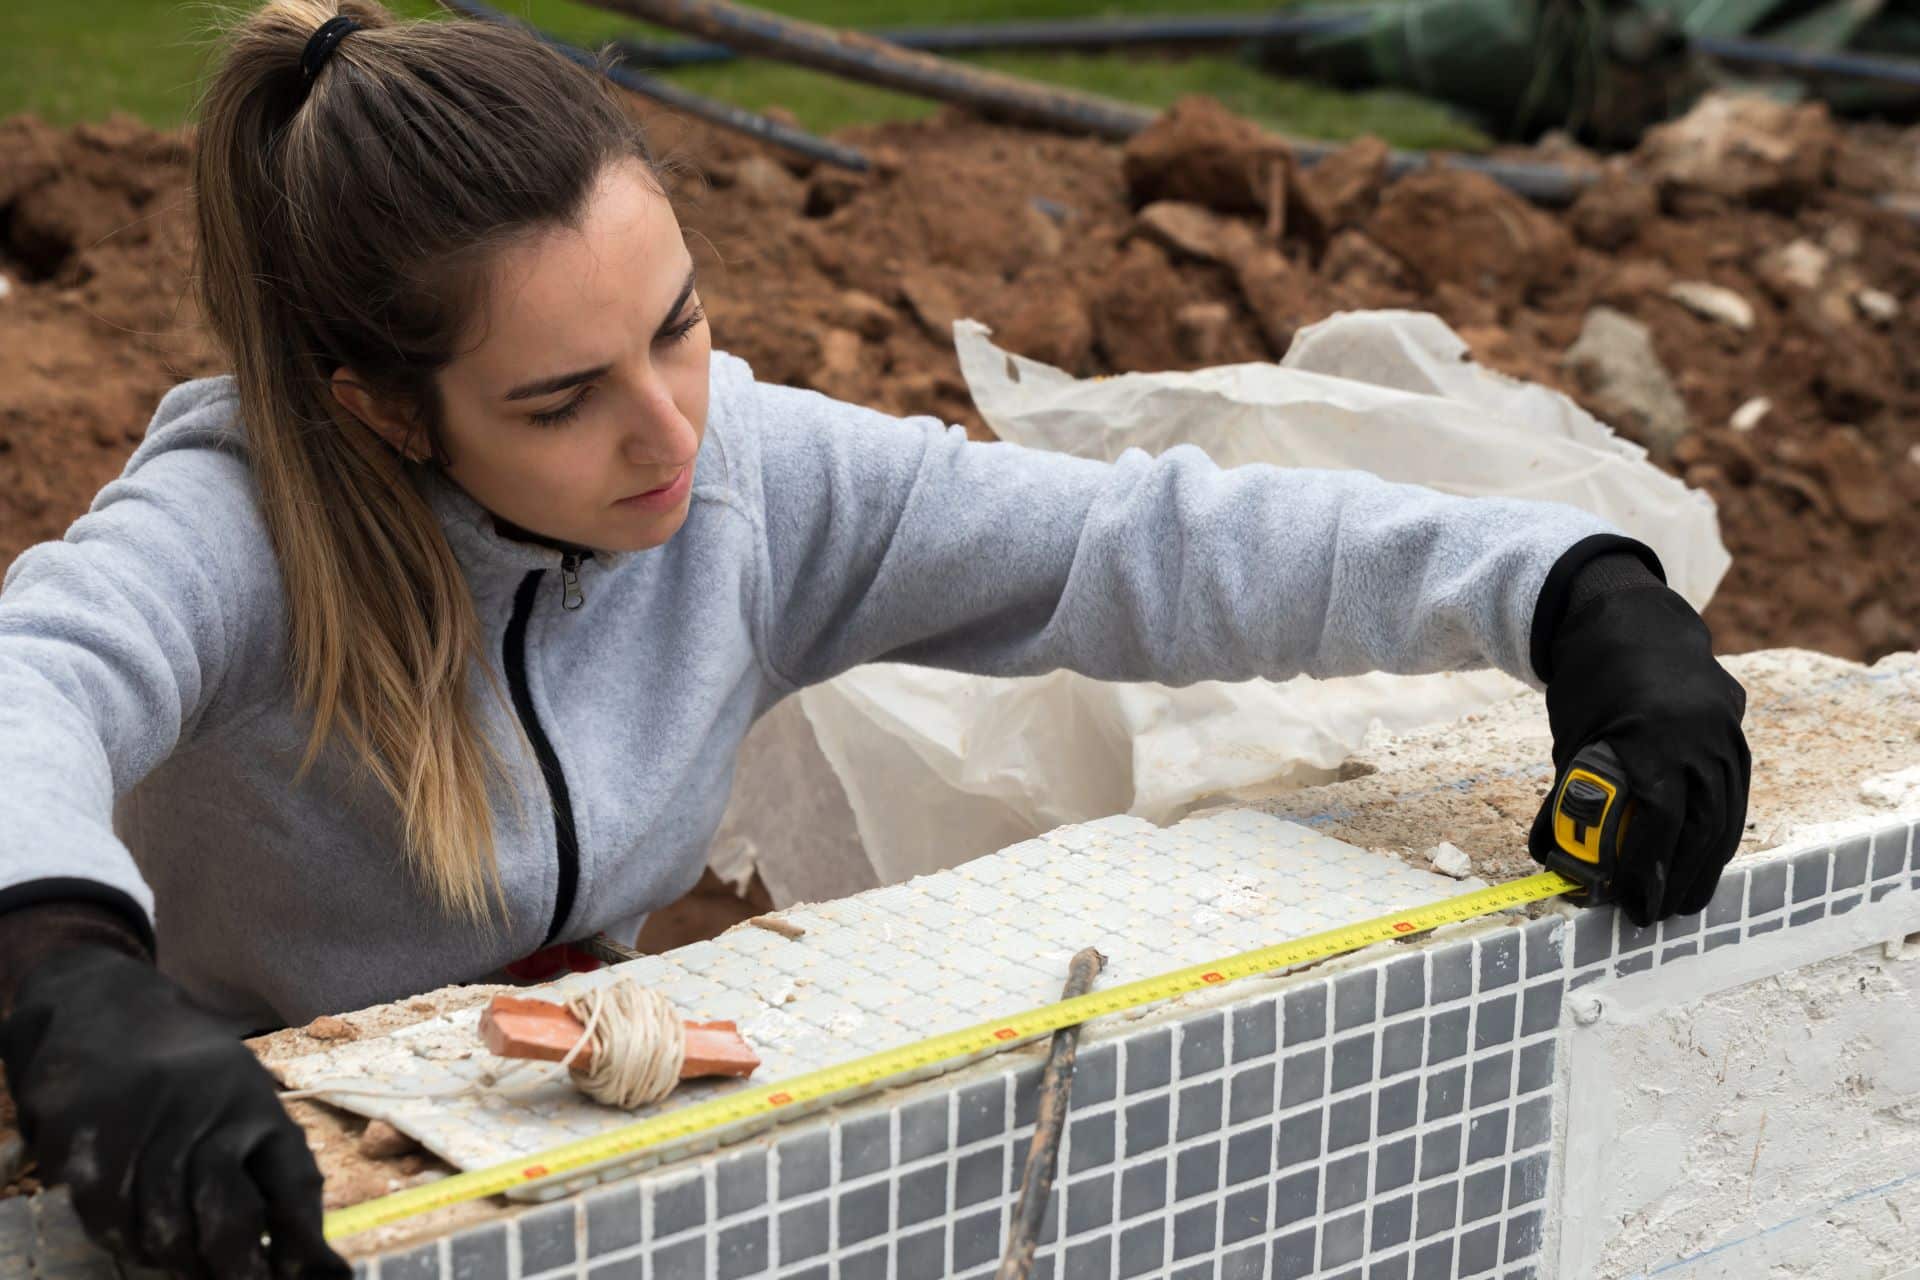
[{"left": 0, "top": 1, "right": 1749, "bottom": 1274}]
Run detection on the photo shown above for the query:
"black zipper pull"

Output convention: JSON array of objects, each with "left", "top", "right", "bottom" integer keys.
[{"left": 559, "top": 553, "right": 585, "bottom": 611}]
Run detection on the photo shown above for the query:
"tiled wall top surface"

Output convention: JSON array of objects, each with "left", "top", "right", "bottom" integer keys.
[{"left": 272, "top": 811, "right": 1486, "bottom": 1182}]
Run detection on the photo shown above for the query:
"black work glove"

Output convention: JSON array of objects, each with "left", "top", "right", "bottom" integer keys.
[
  {"left": 1528, "top": 538, "right": 1751, "bottom": 928},
  {"left": 0, "top": 941, "right": 350, "bottom": 1279}
]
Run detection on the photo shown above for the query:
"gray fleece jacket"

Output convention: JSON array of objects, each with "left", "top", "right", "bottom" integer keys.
[{"left": 0, "top": 349, "right": 1621, "bottom": 1031}]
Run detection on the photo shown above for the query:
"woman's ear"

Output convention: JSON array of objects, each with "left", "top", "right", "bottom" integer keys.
[{"left": 330, "top": 368, "right": 431, "bottom": 462}]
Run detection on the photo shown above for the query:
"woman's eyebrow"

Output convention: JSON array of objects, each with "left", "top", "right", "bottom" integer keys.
[{"left": 502, "top": 266, "right": 700, "bottom": 403}]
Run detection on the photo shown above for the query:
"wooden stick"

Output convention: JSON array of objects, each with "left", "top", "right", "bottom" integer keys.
[{"left": 478, "top": 995, "right": 761, "bottom": 1079}]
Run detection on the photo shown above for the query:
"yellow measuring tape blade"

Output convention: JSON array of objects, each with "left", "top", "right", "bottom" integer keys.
[{"left": 323, "top": 869, "right": 1580, "bottom": 1242}]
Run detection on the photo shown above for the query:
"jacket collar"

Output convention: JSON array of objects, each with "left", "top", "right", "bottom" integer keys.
[{"left": 416, "top": 468, "right": 634, "bottom": 581}]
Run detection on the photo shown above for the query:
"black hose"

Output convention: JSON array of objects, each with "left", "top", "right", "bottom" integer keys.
[
  {"left": 438, "top": 0, "right": 871, "bottom": 171},
  {"left": 1693, "top": 35, "right": 1920, "bottom": 90}
]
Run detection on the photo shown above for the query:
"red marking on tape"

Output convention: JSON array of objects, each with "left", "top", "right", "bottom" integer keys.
[
  {"left": 1202, "top": 972, "right": 1225, "bottom": 984},
  {"left": 994, "top": 1028, "right": 1018, "bottom": 1041},
  {"left": 767, "top": 1091, "right": 794, "bottom": 1106},
  {"left": 1392, "top": 921, "right": 1416, "bottom": 933},
  {"left": 522, "top": 1165, "right": 548, "bottom": 1179}
]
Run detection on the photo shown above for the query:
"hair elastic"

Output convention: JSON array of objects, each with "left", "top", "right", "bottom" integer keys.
[{"left": 301, "top": 14, "right": 362, "bottom": 81}]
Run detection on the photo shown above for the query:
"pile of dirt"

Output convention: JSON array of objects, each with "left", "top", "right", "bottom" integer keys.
[{"left": 1, "top": 92, "right": 1916, "bottom": 658}]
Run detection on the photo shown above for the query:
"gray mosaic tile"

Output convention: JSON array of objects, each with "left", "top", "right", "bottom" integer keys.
[
  {"left": 716, "top": 1150, "right": 767, "bottom": 1218},
  {"left": 1072, "top": 1044, "right": 1119, "bottom": 1108},
  {"left": 1383, "top": 1018, "right": 1423, "bottom": 1076},
  {"left": 1225, "top": 1121, "right": 1273, "bottom": 1185},
  {"left": 1125, "top": 1094, "right": 1170, "bottom": 1157},
  {"left": 1324, "top": 1151, "right": 1368, "bottom": 1212},
  {"left": 1463, "top": 1165, "right": 1506, "bottom": 1223},
  {"left": 1273, "top": 1166, "right": 1318, "bottom": 1228},
  {"left": 1459, "top": 1221, "right": 1502, "bottom": 1275},
  {"left": 1616, "top": 951, "right": 1654, "bottom": 976},
  {"left": 1327, "top": 1095, "right": 1370, "bottom": 1151},
  {"left": 1125, "top": 1029, "right": 1173, "bottom": 1093},
  {"left": 895, "top": 1226, "right": 945, "bottom": 1279},
  {"left": 1222, "top": 1242, "right": 1265, "bottom": 1280},
  {"left": 1222, "top": 1184, "right": 1266, "bottom": 1245},
  {"left": 1175, "top": 1140, "right": 1221, "bottom": 1200},
  {"left": 650, "top": 1237, "right": 704, "bottom": 1279},
  {"left": 1228, "top": 1062, "right": 1275, "bottom": 1122},
  {"left": 1518, "top": 1039, "right": 1556, "bottom": 1095},
  {"left": 1420, "top": 1123, "right": 1462, "bottom": 1179},
  {"left": 1385, "top": 953, "right": 1426, "bottom": 1015},
  {"left": 1332, "top": 1032, "right": 1375, "bottom": 1091},
  {"left": 1510, "top": 1151, "right": 1550, "bottom": 1208},
  {"left": 1471, "top": 1050, "right": 1514, "bottom": 1107},
  {"left": 1117, "top": 1218, "right": 1164, "bottom": 1278},
  {"left": 1432, "top": 944, "right": 1473, "bottom": 1001},
  {"left": 1749, "top": 861, "right": 1787, "bottom": 915},
  {"left": 777, "top": 1199, "right": 829, "bottom": 1263},
  {"left": 1521, "top": 918, "right": 1563, "bottom": 978},
  {"left": 1750, "top": 918, "right": 1784, "bottom": 938},
  {"left": 957, "top": 1080, "right": 1007, "bottom": 1146},
  {"left": 778, "top": 1131, "right": 831, "bottom": 1197},
  {"left": 1069, "top": 1111, "right": 1116, "bottom": 1172},
  {"left": 1064, "top": 1235, "right": 1112, "bottom": 1280},
  {"left": 1320, "top": 1208, "right": 1366, "bottom": 1267},
  {"left": 715, "top": 1218, "right": 767, "bottom": 1280},
  {"left": 1416, "top": 1182, "right": 1458, "bottom": 1239},
  {"left": 1373, "top": 1192, "right": 1414, "bottom": 1249},
  {"left": 1572, "top": 908, "right": 1613, "bottom": 966},
  {"left": 1833, "top": 895, "right": 1862, "bottom": 917},
  {"left": 651, "top": 1175, "right": 704, "bottom": 1240},
  {"left": 1506, "top": 1209, "right": 1545, "bottom": 1261},
  {"left": 1378, "top": 1078, "right": 1420, "bottom": 1137},
  {"left": 839, "top": 1244, "right": 886, "bottom": 1280},
  {"left": 1271, "top": 1227, "right": 1316, "bottom": 1280},
  {"left": 1231, "top": 999, "right": 1277, "bottom": 1062},
  {"left": 1873, "top": 825, "right": 1909, "bottom": 880},
  {"left": 380, "top": 1246, "right": 439, "bottom": 1280},
  {"left": 1618, "top": 915, "right": 1655, "bottom": 954},
  {"left": 898, "top": 1163, "right": 948, "bottom": 1228},
  {"left": 1425, "top": 1064, "right": 1467, "bottom": 1121},
  {"left": 1015, "top": 1066, "right": 1044, "bottom": 1131},
  {"left": 1334, "top": 970, "right": 1377, "bottom": 1031},
  {"left": 1180, "top": 1014, "right": 1226, "bottom": 1078},
  {"left": 1792, "top": 847, "right": 1830, "bottom": 902},
  {"left": 587, "top": 1183, "right": 643, "bottom": 1255},
  {"left": 1475, "top": 995, "right": 1517, "bottom": 1050},
  {"left": 837, "top": 1181, "right": 889, "bottom": 1248},
  {"left": 1706, "top": 927, "right": 1741, "bottom": 950},
  {"left": 900, "top": 1096, "right": 950, "bottom": 1163},
  {"left": 1706, "top": 871, "right": 1746, "bottom": 927},
  {"left": 587, "top": 1257, "right": 642, "bottom": 1280},
  {"left": 1521, "top": 979, "right": 1562, "bottom": 1036},
  {"left": 1176, "top": 1081, "right": 1223, "bottom": 1142},
  {"left": 1281, "top": 1047, "right": 1325, "bottom": 1106},
  {"left": 1120, "top": 1158, "right": 1168, "bottom": 1219},
  {"left": 1468, "top": 1109, "right": 1510, "bottom": 1164},
  {"left": 1477, "top": 933, "right": 1520, "bottom": 990},
  {"left": 1427, "top": 1008, "right": 1470, "bottom": 1065},
  {"left": 1376, "top": 1135, "right": 1416, "bottom": 1194},
  {"left": 1414, "top": 1239, "right": 1454, "bottom": 1280},
  {"left": 955, "top": 1146, "right": 1004, "bottom": 1209},
  {"left": 1372, "top": 1253, "right": 1411, "bottom": 1280},
  {"left": 1790, "top": 903, "right": 1826, "bottom": 927},
  {"left": 1068, "top": 1171, "right": 1114, "bottom": 1235},
  {"left": 1662, "top": 941, "right": 1698, "bottom": 962},
  {"left": 1663, "top": 908, "right": 1700, "bottom": 939},
  {"left": 1172, "top": 1204, "right": 1215, "bottom": 1260},
  {"left": 449, "top": 1225, "right": 506, "bottom": 1280},
  {"left": 1282, "top": 984, "right": 1327, "bottom": 1045},
  {"left": 517, "top": 1202, "right": 578, "bottom": 1274}
]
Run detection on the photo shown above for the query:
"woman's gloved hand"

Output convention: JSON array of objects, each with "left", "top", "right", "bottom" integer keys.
[
  {"left": 1529, "top": 542, "right": 1752, "bottom": 928},
  {"left": 0, "top": 941, "right": 350, "bottom": 1279}
]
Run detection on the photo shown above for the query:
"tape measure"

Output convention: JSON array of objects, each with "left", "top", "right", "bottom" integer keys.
[
  {"left": 322, "top": 868, "right": 1582, "bottom": 1242},
  {"left": 1530, "top": 741, "right": 1635, "bottom": 904}
]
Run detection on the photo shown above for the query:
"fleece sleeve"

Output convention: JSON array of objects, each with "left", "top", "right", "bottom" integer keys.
[
  {"left": 0, "top": 401, "right": 275, "bottom": 950},
  {"left": 739, "top": 378, "right": 1625, "bottom": 696}
]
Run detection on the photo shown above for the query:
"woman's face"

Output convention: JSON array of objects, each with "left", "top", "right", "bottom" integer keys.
[{"left": 430, "top": 158, "right": 711, "bottom": 554}]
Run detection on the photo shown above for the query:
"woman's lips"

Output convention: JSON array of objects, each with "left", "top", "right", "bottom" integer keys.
[{"left": 615, "top": 465, "right": 692, "bottom": 510}]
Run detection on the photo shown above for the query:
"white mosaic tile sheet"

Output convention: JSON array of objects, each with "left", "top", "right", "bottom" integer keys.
[{"left": 270, "top": 810, "right": 1482, "bottom": 1197}]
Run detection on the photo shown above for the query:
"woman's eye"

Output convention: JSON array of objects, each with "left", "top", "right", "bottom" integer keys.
[
  {"left": 529, "top": 384, "right": 593, "bottom": 427},
  {"left": 660, "top": 303, "right": 706, "bottom": 346}
]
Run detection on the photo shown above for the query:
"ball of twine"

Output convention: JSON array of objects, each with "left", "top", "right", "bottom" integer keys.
[{"left": 559, "top": 979, "right": 686, "bottom": 1108}]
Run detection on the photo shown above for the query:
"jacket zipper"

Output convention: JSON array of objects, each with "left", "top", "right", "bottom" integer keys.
[
  {"left": 559, "top": 552, "right": 585, "bottom": 611},
  {"left": 504, "top": 569, "right": 580, "bottom": 947}
]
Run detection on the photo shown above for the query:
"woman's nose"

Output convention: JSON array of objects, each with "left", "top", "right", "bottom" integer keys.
[{"left": 622, "top": 380, "right": 698, "bottom": 464}]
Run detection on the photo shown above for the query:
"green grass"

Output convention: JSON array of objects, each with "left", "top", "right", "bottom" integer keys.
[{"left": 0, "top": 0, "right": 1486, "bottom": 151}]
